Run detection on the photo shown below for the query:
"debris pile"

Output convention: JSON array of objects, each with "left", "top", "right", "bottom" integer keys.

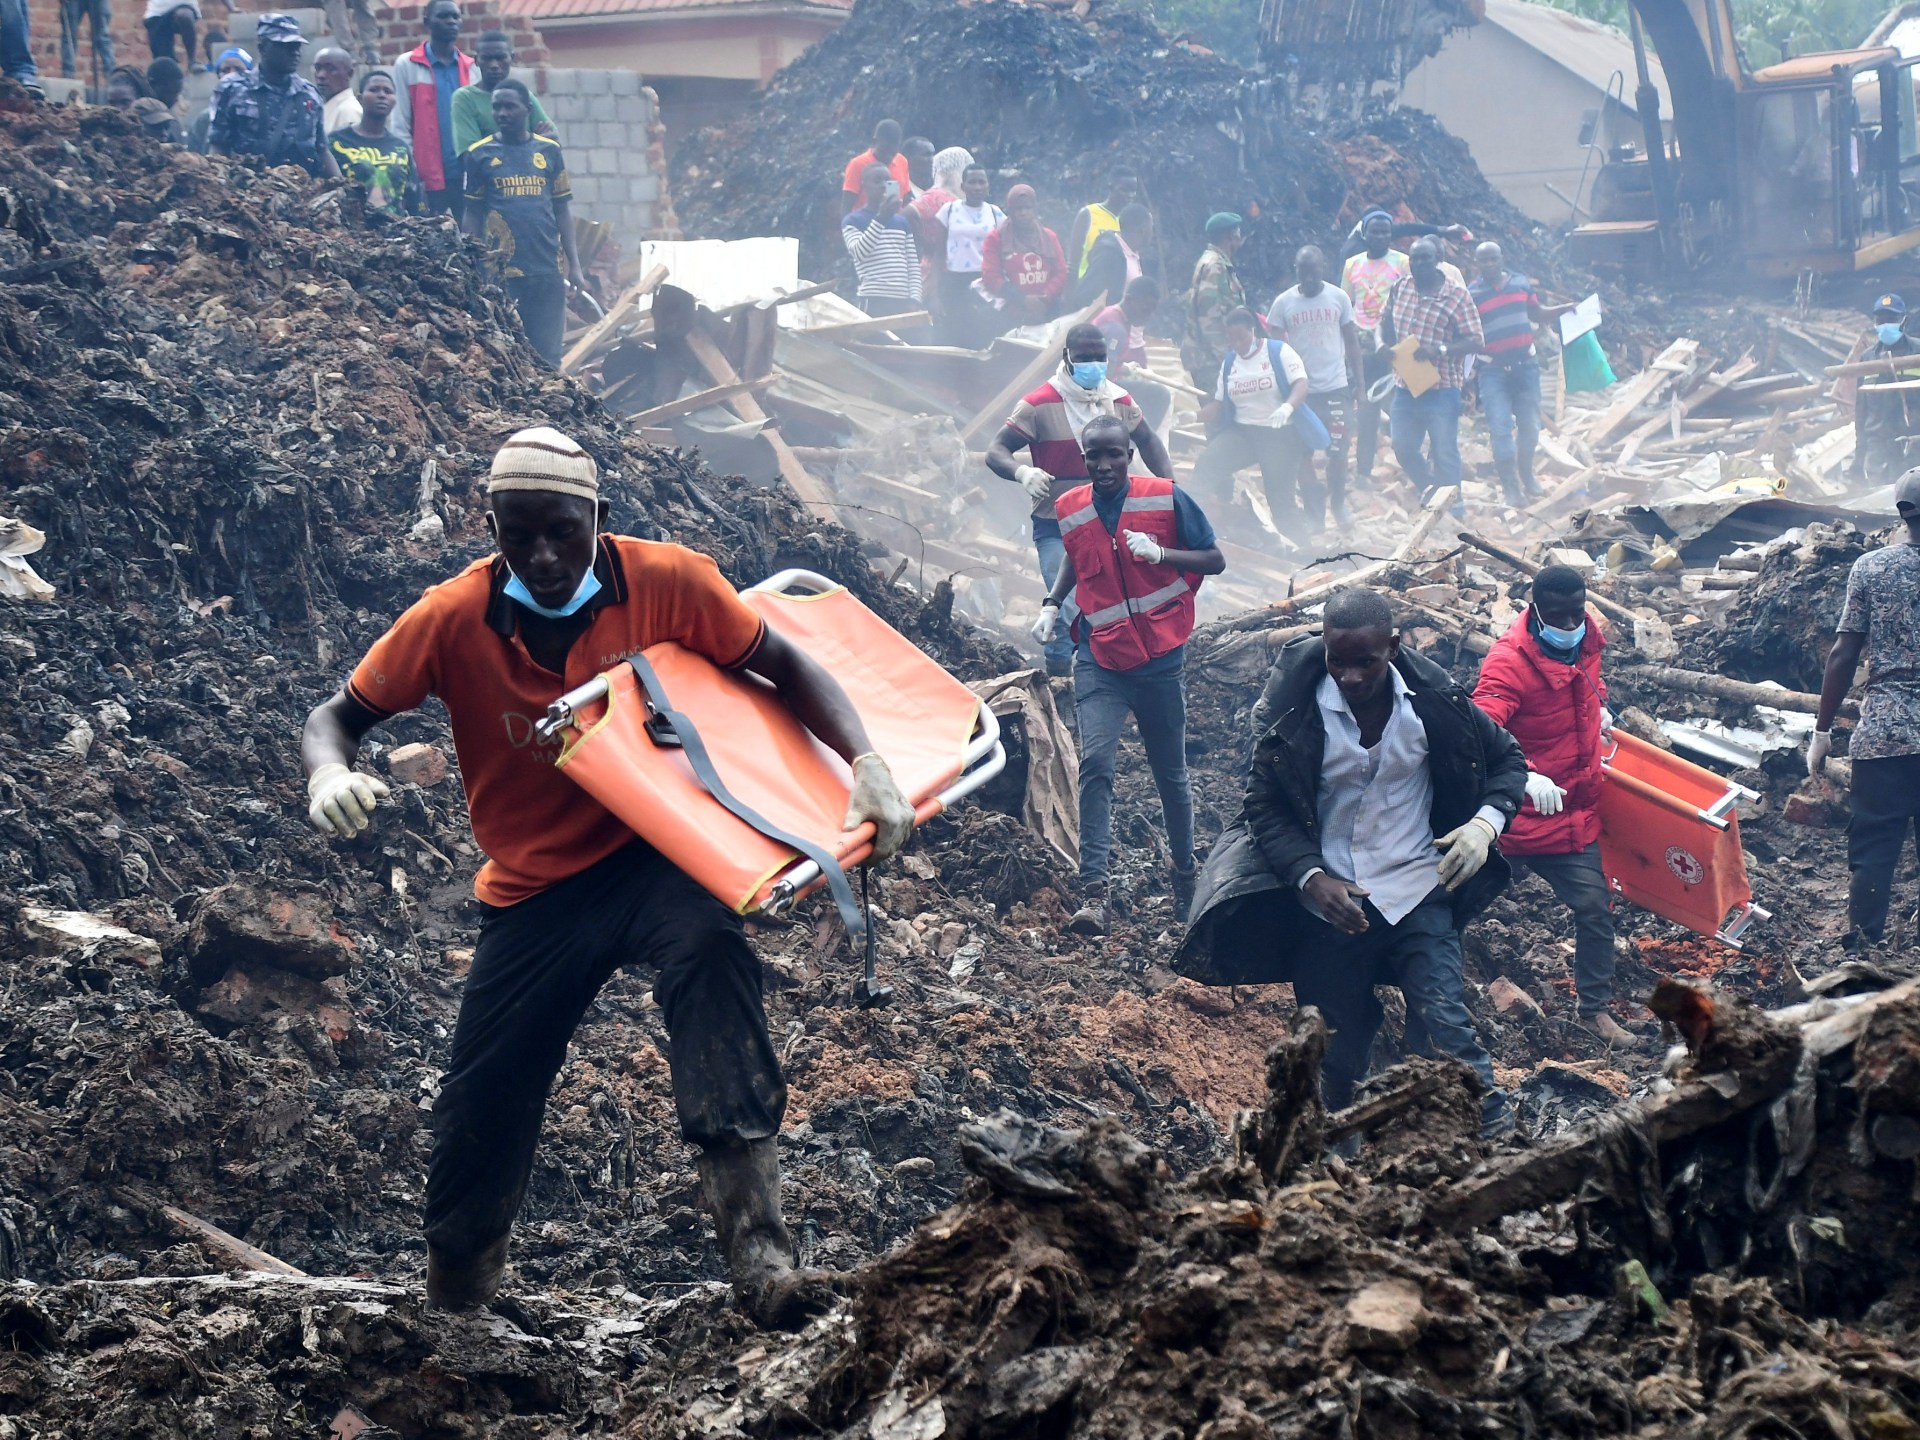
[
  {"left": 1, "top": 72, "right": 1917, "bottom": 1440},
  {"left": 670, "top": 0, "right": 1542, "bottom": 299}
]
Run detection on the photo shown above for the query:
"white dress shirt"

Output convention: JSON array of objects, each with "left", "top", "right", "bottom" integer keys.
[{"left": 1302, "top": 668, "right": 1506, "bottom": 925}]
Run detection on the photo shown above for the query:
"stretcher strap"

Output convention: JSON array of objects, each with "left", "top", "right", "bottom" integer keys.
[{"left": 622, "top": 653, "right": 868, "bottom": 946}]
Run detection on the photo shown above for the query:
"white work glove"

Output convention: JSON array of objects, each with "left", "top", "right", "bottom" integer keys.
[
  {"left": 1524, "top": 772, "right": 1567, "bottom": 816},
  {"left": 845, "top": 752, "right": 915, "bottom": 863},
  {"left": 1013, "top": 465, "right": 1055, "bottom": 505},
  {"left": 1600, "top": 706, "right": 1615, "bottom": 739},
  {"left": 1807, "top": 729, "right": 1832, "bottom": 777},
  {"left": 307, "top": 762, "right": 391, "bottom": 839},
  {"left": 1030, "top": 602, "right": 1060, "bottom": 645},
  {"left": 1276, "top": 401, "right": 1295, "bottom": 426},
  {"left": 1123, "top": 529, "right": 1165, "bottom": 565},
  {"left": 1434, "top": 816, "right": 1499, "bottom": 892}
]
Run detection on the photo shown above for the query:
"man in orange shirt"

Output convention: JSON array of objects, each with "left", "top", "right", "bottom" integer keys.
[
  {"left": 300, "top": 427, "right": 915, "bottom": 1328},
  {"left": 840, "top": 117, "right": 911, "bottom": 216}
]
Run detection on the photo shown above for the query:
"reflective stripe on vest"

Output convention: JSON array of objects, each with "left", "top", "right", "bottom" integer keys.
[
  {"left": 1055, "top": 475, "right": 1199, "bottom": 670},
  {"left": 1081, "top": 576, "right": 1193, "bottom": 629}
]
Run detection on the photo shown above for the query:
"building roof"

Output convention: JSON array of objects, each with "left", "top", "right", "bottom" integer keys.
[
  {"left": 1480, "top": 0, "right": 1668, "bottom": 109},
  {"left": 503, "top": 0, "right": 848, "bottom": 20}
]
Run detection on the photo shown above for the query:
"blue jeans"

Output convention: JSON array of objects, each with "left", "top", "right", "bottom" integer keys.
[
  {"left": 1031, "top": 516, "right": 1073, "bottom": 673},
  {"left": 1292, "top": 891, "right": 1501, "bottom": 1120},
  {"left": 0, "top": 0, "right": 36, "bottom": 82},
  {"left": 1072, "top": 656, "right": 1194, "bottom": 886},
  {"left": 1479, "top": 361, "right": 1542, "bottom": 490},
  {"left": 1389, "top": 385, "right": 1463, "bottom": 498},
  {"left": 1510, "top": 843, "right": 1616, "bottom": 1015}
]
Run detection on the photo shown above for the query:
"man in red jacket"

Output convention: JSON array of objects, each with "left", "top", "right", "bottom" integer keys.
[
  {"left": 388, "top": 0, "right": 474, "bottom": 219},
  {"left": 1472, "top": 564, "right": 1634, "bottom": 1044}
]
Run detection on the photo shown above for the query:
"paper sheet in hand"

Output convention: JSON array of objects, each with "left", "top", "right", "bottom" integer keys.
[
  {"left": 1560, "top": 293, "right": 1603, "bottom": 345},
  {"left": 1390, "top": 336, "right": 1440, "bottom": 397}
]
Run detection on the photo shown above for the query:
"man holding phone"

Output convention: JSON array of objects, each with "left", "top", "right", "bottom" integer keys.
[{"left": 842, "top": 162, "right": 923, "bottom": 318}]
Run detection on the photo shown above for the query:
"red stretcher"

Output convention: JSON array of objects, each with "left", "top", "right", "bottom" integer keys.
[
  {"left": 533, "top": 570, "right": 1006, "bottom": 997},
  {"left": 1597, "top": 731, "right": 1769, "bottom": 947}
]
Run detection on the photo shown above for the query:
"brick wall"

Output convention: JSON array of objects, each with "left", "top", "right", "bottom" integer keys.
[{"left": 23, "top": 0, "right": 154, "bottom": 81}]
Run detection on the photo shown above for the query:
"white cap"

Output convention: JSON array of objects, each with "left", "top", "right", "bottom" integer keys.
[{"left": 487, "top": 426, "right": 599, "bottom": 503}]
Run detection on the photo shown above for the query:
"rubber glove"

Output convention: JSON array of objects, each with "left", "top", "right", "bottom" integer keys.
[
  {"left": 1524, "top": 772, "right": 1567, "bottom": 816},
  {"left": 1807, "top": 730, "right": 1832, "bottom": 777},
  {"left": 1123, "top": 529, "right": 1165, "bottom": 564},
  {"left": 1013, "top": 465, "right": 1055, "bottom": 505},
  {"left": 1434, "top": 816, "right": 1499, "bottom": 892},
  {"left": 1276, "top": 401, "right": 1295, "bottom": 426},
  {"left": 845, "top": 752, "right": 916, "bottom": 862},
  {"left": 1030, "top": 602, "right": 1059, "bottom": 645},
  {"left": 307, "top": 763, "right": 391, "bottom": 839}
]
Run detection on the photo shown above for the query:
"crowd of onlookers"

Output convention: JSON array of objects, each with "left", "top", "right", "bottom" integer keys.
[{"left": 1, "top": 0, "right": 591, "bottom": 365}]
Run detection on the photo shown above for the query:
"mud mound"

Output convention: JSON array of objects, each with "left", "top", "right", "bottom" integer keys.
[{"left": 669, "top": 0, "right": 1544, "bottom": 301}]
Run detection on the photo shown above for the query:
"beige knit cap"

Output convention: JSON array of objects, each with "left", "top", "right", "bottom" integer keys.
[{"left": 486, "top": 426, "right": 600, "bottom": 502}]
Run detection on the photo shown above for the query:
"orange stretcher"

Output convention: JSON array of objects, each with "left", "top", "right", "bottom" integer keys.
[
  {"left": 1597, "top": 731, "right": 1769, "bottom": 947},
  {"left": 533, "top": 570, "right": 1005, "bottom": 998}
]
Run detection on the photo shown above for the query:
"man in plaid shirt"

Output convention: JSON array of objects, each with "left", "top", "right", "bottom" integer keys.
[{"left": 1379, "top": 236, "right": 1484, "bottom": 505}]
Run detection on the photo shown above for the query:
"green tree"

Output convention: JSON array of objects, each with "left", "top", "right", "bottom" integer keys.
[
  {"left": 1117, "top": 0, "right": 1262, "bottom": 62},
  {"left": 1536, "top": 0, "right": 1891, "bottom": 68}
]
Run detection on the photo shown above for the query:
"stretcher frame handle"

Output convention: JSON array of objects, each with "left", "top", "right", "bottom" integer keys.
[
  {"left": 1601, "top": 736, "right": 1757, "bottom": 833},
  {"left": 531, "top": 567, "right": 1010, "bottom": 911}
]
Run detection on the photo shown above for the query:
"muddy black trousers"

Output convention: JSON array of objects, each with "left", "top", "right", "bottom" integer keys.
[
  {"left": 423, "top": 840, "right": 786, "bottom": 1263},
  {"left": 1849, "top": 755, "right": 1920, "bottom": 945}
]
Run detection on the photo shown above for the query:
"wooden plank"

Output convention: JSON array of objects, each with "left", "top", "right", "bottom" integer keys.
[
  {"left": 1390, "top": 486, "right": 1458, "bottom": 561},
  {"left": 958, "top": 299, "right": 1105, "bottom": 448},
  {"left": 684, "top": 328, "right": 845, "bottom": 522},
  {"left": 559, "top": 263, "right": 668, "bottom": 375},
  {"left": 625, "top": 378, "right": 775, "bottom": 427},
  {"left": 1456, "top": 531, "right": 1640, "bottom": 628},
  {"left": 801, "top": 310, "right": 933, "bottom": 339},
  {"left": 160, "top": 1204, "right": 308, "bottom": 1276},
  {"left": 1584, "top": 339, "right": 1700, "bottom": 449}
]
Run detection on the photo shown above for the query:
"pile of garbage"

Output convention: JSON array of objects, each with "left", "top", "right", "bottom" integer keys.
[
  {"left": 1, "top": 81, "right": 1916, "bottom": 1440},
  {"left": 670, "top": 0, "right": 1542, "bottom": 299}
]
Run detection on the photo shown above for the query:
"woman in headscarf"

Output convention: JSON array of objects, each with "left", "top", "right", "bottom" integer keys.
[
  {"left": 189, "top": 46, "right": 250, "bottom": 152},
  {"left": 909, "top": 146, "right": 969, "bottom": 322},
  {"left": 980, "top": 183, "right": 1068, "bottom": 326}
]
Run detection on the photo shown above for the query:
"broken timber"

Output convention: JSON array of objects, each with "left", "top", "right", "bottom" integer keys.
[{"left": 1428, "top": 978, "right": 1920, "bottom": 1234}]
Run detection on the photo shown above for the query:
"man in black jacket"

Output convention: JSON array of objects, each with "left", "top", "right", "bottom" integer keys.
[{"left": 1173, "top": 588, "right": 1528, "bottom": 1133}]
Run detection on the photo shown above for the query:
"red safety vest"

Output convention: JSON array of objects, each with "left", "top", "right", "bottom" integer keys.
[{"left": 1056, "top": 475, "right": 1199, "bottom": 672}]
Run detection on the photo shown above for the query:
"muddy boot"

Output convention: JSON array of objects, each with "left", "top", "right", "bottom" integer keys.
[
  {"left": 1517, "top": 469, "right": 1543, "bottom": 501},
  {"left": 1171, "top": 864, "right": 1197, "bottom": 925},
  {"left": 425, "top": 1234, "right": 509, "bottom": 1312},
  {"left": 697, "top": 1138, "right": 834, "bottom": 1332},
  {"left": 1578, "top": 1010, "right": 1637, "bottom": 1047},
  {"left": 1068, "top": 885, "right": 1110, "bottom": 937}
]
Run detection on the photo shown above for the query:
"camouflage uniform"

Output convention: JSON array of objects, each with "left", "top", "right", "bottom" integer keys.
[{"left": 1182, "top": 244, "right": 1245, "bottom": 389}]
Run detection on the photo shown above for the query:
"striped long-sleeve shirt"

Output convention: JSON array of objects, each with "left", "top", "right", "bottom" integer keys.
[{"left": 842, "top": 208, "right": 921, "bottom": 302}]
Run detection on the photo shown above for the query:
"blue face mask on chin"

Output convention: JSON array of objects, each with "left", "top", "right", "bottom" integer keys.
[
  {"left": 1070, "top": 360, "right": 1108, "bottom": 390},
  {"left": 1880, "top": 322, "right": 1907, "bottom": 346},
  {"left": 504, "top": 566, "right": 602, "bottom": 620},
  {"left": 1537, "top": 616, "right": 1587, "bottom": 652}
]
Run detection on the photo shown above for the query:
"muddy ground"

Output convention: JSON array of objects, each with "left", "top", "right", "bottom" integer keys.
[{"left": 1, "top": 93, "right": 1917, "bottom": 1440}]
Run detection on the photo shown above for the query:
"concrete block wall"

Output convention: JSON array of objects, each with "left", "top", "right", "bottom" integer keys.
[{"left": 535, "top": 66, "right": 672, "bottom": 242}]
